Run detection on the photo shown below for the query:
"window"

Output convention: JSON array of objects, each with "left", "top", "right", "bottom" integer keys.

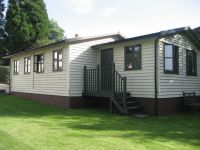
[
  {"left": 186, "top": 50, "right": 197, "bottom": 76},
  {"left": 34, "top": 54, "right": 44, "bottom": 73},
  {"left": 53, "top": 50, "right": 63, "bottom": 71},
  {"left": 164, "top": 44, "right": 179, "bottom": 74},
  {"left": 125, "top": 44, "right": 141, "bottom": 70},
  {"left": 14, "top": 60, "right": 19, "bottom": 74},
  {"left": 24, "top": 57, "right": 31, "bottom": 74}
]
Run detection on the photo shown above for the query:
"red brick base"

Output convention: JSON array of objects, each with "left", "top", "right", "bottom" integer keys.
[
  {"left": 11, "top": 92, "right": 85, "bottom": 109},
  {"left": 136, "top": 97, "right": 183, "bottom": 115},
  {"left": 11, "top": 92, "right": 184, "bottom": 115}
]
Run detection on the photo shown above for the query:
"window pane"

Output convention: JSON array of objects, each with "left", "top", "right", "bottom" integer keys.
[
  {"left": 34, "top": 56, "right": 37, "bottom": 62},
  {"left": 54, "top": 52, "right": 57, "bottom": 59},
  {"left": 186, "top": 50, "right": 197, "bottom": 75},
  {"left": 58, "top": 52, "right": 62, "bottom": 60},
  {"left": 165, "top": 45, "right": 173, "bottom": 57},
  {"left": 38, "top": 64, "right": 41, "bottom": 72},
  {"left": 28, "top": 58, "right": 31, "bottom": 73},
  {"left": 41, "top": 55, "right": 44, "bottom": 62},
  {"left": 133, "top": 46, "right": 141, "bottom": 70},
  {"left": 59, "top": 61, "right": 62, "bottom": 69},
  {"left": 16, "top": 61, "right": 19, "bottom": 73},
  {"left": 41, "top": 64, "right": 44, "bottom": 72},
  {"left": 125, "top": 47, "right": 132, "bottom": 69},
  {"left": 165, "top": 58, "right": 173, "bottom": 71},
  {"left": 133, "top": 46, "right": 141, "bottom": 57}
]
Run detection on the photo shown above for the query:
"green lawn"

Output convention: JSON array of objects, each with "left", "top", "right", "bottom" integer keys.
[{"left": 0, "top": 94, "right": 199, "bottom": 150}]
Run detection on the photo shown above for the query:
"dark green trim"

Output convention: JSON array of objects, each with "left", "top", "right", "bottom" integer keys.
[
  {"left": 93, "top": 27, "right": 200, "bottom": 49},
  {"left": 163, "top": 43, "right": 179, "bottom": 74},
  {"left": 34, "top": 54, "right": 44, "bottom": 73},
  {"left": 53, "top": 49, "right": 63, "bottom": 72},
  {"left": 13, "top": 60, "right": 19, "bottom": 75},
  {"left": 154, "top": 39, "right": 159, "bottom": 116},
  {"left": 24, "top": 56, "right": 31, "bottom": 74},
  {"left": 100, "top": 48, "right": 113, "bottom": 68},
  {"left": 124, "top": 44, "right": 142, "bottom": 71},
  {"left": 186, "top": 50, "right": 197, "bottom": 76}
]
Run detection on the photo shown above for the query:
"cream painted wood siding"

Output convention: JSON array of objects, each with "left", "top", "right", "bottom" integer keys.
[
  {"left": 69, "top": 38, "right": 116, "bottom": 96},
  {"left": 10, "top": 43, "right": 70, "bottom": 96},
  {"left": 158, "top": 34, "right": 200, "bottom": 98},
  {"left": 97, "top": 38, "right": 156, "bottom": 98}
]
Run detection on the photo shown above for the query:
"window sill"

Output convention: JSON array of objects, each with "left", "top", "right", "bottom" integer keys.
[
  {"left": 125, "top": 69, "right": 142, "bottom": 71},
  {"left": 13, "top": 73, "right": 19, "bottom": 75},
  {"left": 53, "top": 70, "right": 63, "bottom": 72},
  {"left": 164, "top": 72, "right": 179, "bottom": 75}
]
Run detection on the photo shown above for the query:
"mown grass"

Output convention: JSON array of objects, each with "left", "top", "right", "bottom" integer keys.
[{"left": 0, "top": 94, "right": 199, "bottom": 150}]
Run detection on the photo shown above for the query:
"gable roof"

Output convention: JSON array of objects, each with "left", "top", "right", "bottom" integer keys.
[
  {"left": 93, "top": 27, "right": 200, "bottom": 49},
  {"left": 4, "top": 33, "right": 124, "bottom": 58},
  {"left": 193, "top": 27, "right": 200, "bottom": 40}
]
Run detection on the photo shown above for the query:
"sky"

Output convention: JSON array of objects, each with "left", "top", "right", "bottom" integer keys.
[{"left": 5, "top": 0, "right": 200, "bottom": 38}]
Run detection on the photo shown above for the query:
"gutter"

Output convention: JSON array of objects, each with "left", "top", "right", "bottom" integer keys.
[
  {"left": 154, "top": 38, "right": 159, "bottom": 116},
  {"left": 9, "top": 59, "right": 11, "bottom": 94}
]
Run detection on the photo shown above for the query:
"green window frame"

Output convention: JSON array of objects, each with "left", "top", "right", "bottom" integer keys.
[
  {"left": 186, "top": 50, "right": 197, "bottom": 76},
  {"left": 53, "top": 50, "right": 63, "bottom": 71},
  {"left": 124, "top": 44, "right": 142, "bottom": 71},
  {"left": 14, "top": 60, "right": 19, "bottom": 75},
  {"left": 24, "top": 57, "right": 31, "bottom": 74},
  {"left": 164, "top": 44, "right": 179, "bottom": 74},
  {"left": 34, "top": 54, "right": 44, "bottom": 73}
]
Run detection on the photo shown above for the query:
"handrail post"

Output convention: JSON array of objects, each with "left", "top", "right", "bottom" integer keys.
[
  {"left": 123, "top": 77, "right": 127, "bottom": 110},
  {"left": 112, "top": 63, "right": 115, "bottom": 94},
  {"left": 84, "top": 66, "right": 87, "bottom": 93},
  {"left": 97, "top": 65, "right": 100, "bottom": 93}
]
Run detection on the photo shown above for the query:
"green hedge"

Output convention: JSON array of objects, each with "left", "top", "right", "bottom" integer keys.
[{"left": 0, "top": 66, "right": 9, "bottom": 84}]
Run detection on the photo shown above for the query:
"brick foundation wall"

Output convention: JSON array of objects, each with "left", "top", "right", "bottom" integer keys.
[
  {"left": 11, "top": 92, "right": 184, "bottom": 115},
  {"left": 11, "top": 92, "right": 84, "bottom": 109},
  {"left": 136, "top": 97, "right": 183, "bottom": 115}
]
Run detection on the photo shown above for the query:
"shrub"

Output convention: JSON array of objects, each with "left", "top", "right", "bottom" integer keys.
[{"left": 0, "top": 66, "right": 9, "bottom": 84}]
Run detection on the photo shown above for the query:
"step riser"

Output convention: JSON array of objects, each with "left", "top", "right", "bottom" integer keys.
[{"left": 112, "top": 95, "right": 143, "bottom": 115}]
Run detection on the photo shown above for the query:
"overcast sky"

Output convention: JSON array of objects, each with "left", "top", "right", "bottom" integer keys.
[{"left": 6, "top": 0, "right": 200, "bottom": 38}]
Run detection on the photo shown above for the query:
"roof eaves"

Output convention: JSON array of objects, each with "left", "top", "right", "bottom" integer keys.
[
  {"left": 3, "top": 39, "right": 66, "bottom": 58},
  {"left": 92, "top": 27, "right": 191, "bottom": 48},
  {"left": 4, "top": 33, "right": 123, "bottom": 58},
  {"left": 92, "top": 32, "right": 159, "bottom": 48}
]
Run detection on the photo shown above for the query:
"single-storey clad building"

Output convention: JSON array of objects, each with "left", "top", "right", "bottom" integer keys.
[{"left": 4, "top": 27, "right": 200, "bottom": 115}]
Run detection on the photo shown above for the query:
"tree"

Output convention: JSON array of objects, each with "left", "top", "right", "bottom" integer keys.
[
  {"left": 0, "top": 0, "right": 8, "bottom": 65},
  {"left": 0, "top": 0, "right": 4, "bottom": 25},
  {"left": 0, "top": 0, "right": 6, "bottom": 47},
  {"left": 48, "top": 19, "right": 65, "bottom": 41},
  {"left": 5, "top": 0, "right": 50, "bottom": 52}
]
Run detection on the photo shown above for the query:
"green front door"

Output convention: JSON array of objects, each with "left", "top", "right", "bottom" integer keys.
[{"left": 101, "top": 48, "right": 113, "bottom": 91}]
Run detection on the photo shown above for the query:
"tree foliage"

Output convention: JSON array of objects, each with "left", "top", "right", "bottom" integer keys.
[
  {"left": 0, "top": 0, "right": 4, "bottom": 24},
  {"left": 0, "top": 0, "right": 6, "bottom": 46},
  {"left": 5, "top": 0, "right": 50, "bottom": 52},
  {"left": 0, "top": 0, "right": 8, "bottom": 65},
  {"left": 48, "top": 19, "right": 65, "bottom": 42}
]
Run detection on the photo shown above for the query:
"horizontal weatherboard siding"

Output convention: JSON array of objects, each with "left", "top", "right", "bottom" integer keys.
[
  {"left": 69, "top": 38, "right": 116, "bottom": 96},
  {"left": 97, "top": 38, "right": 156, "bottom": 98},
  {"left": 11, "top": 43, "right": 69, "bottom": 96},
  {"left": 158, "top": 34, "right": 200, "bottom": 98}
]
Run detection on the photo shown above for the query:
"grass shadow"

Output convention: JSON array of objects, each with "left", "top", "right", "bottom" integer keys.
[{"left": 0, "top": 94, "right": 200, "bottom": 149}]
